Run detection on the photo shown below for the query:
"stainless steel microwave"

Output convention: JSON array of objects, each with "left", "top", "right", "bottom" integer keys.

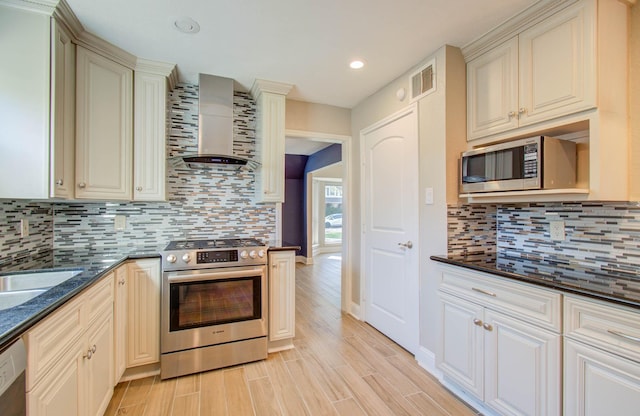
[{"left": 460, "top": 136, "right": 576, "bottom": 194}]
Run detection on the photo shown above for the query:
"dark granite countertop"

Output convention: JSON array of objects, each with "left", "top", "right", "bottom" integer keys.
[
  {"left": 430, "top": 253, "right": 640, "bottom": 310},
  {"left": 0, "top": 245, "right": 162, "bottom": 351},
  {"left": 267, "top": 241, "right": 301, "bottom": 251}
]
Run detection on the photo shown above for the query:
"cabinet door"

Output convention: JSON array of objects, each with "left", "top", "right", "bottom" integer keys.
[
  {"left": 484, "top": 310, "right": 561, "bottom": 416},
  {"left": 50, "top": 19, "right": 76, "bottom": 199},
  {"left": 27, "top": 340, "right": 84, "bottom": 416},
  {"left": 114, "top": 266, "right": 127, "bottom": 382},
  {"left": 518, "top": 0, "right": 595, "bottom": 127},
  {"left": 268, "top": 251, "right": 296, "bottom": 341},
  {"left": 85, "top": 308, "right": 114, "bottom": 416},
  {"left": 75, "top": 46, "right": 133, "bottom": 200},
  {"left": 466, "top": 37, "right": 519, "bottom": 141},
  {"left": 437, "top": 292, "right": 484, "bottom": 400},
  {"left": 126, "top": 259, "right": 160, "bottom": 367},
  {"left": 133, "top": 71, "right": 166, "bottom": 201},
  {"left": 565, "top": 339, "right": 640, "bottom": 416},
  {"left": 255, "top": 92, "right": 286, "bottom": 203}
]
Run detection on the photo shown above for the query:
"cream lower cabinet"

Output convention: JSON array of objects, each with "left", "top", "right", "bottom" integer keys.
[
  {"left": 126, "top": 258, "right": 161, "bottom": 367},
  {"left": 437, "top": 265, "right": 561, "bottom": 416},
  {"left": 114, "top": 264, "right": 128, "bottom": 381},
  {"left": 564, "top": 295, "right": 640, "bottom": 416},
  {"left": 25, "top": 274, "right": 114, "bottom": 416},
  {"left": 268, "top": 250, "right": 296, "bottom": 351}
]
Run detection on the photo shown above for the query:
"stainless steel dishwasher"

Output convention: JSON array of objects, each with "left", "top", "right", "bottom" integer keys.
[{"left": 0, "top": 339, "right": 26, "bottom": 416}]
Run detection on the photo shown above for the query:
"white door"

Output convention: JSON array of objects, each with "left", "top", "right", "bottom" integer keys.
[{"left": 362, "top": 105, "right": 419, "bottom": 353}]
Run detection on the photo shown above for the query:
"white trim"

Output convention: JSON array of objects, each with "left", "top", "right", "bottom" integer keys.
[
  {"left": 281, "top": 129, "right": 353, "bottom": 315},
  {"left": 349, "top": 301, "right": 362, "bottom": 320},
  {"left": 251, "top": 79, "right": 293, "bottom": 99},
  {"left": 416, "top": 347, "right": 443, "bottom": 381},
  {"left": 359, "top": 103, "right": 419, "bottom": 322},
  {"left": 295, "top": 255, "right": 312, "bottom": 265}
]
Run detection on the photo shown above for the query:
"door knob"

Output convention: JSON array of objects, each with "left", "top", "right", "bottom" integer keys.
[{"left": 398, "top": 241, "right": 413, "bottom": 249}]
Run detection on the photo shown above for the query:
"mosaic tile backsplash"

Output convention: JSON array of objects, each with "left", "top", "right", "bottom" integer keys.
[
  {"left": 447, "top": 204, "right": 497, "bottom": 256},
  {"left": 0, "top": 83, "right": 276, "bottom": 270}
]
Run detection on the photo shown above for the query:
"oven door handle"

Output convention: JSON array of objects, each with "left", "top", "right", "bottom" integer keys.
[{"left": 166, "top": 267, "right": 265, "bottom": 283}]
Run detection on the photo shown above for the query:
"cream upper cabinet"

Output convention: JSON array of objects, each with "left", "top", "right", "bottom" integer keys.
[
  {"left": 126, "top": 259, "right": 161, "bottom": 367},
  {"left": 251, "top": 80, "right": 293, "bottom": 203},
  {"left": 50, "top": 19, "right": 76, "bottom": 199},
  {"left": 0, "top": 5, "right": 51, "bottom": 199},
  {"left": 467, "top": 37, "right": 519, "bottom": 140},
  {"left": 268, "top": 250, "right": 296, "bottom": 351},
  {"left": 133, "top": 61, "right": 175, "bottom": 201},
  {"left": 75, "top": 45, "right": 133, "bottom": 200},
  {"left": 467, "top": 0, "right": 595, "bottom": 141}
]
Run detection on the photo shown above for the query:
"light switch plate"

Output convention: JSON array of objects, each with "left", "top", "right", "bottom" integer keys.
[
  {"left": 114, "top": 215, "right": 126, "bottom": 231},
  {"left": 550, "top": 220, "right": 565, "bottom": 241},
  {"left": 425, "top": 187, "right": 434, "bottom": 205},
  {"left": 20, "top": 219, "right": 29, "bottom": 238}
]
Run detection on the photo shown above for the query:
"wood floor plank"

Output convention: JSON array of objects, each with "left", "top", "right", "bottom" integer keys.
[
  {"left": 332, "top": 365, "right": 395, "bottom": 416},
  {"left": 119, "top": 377, "right": 154, "bottom": 407},
  {"left": 405, "top": 392, "right": 450, "bottom": 416},
  {"left": 332, "top": 398, "right": 367, "bottom": 416},
  {"left": 294, "top": 342, "right": 353, "bottom": 402},
  {"left": 244, "top": 359, "right": 269, "bottom": 381},
  {"left": 362, "top": 373, "right": 423, "bottom": 416},
  {"left": 224, "top": 367, "right": 256, "bottom": 416},
  {"left": 263, "top": 354, "right": 311, "bottom": 416},
  {"left": 142, "top": 375, "right": 176, "bottom": 416},
  {"left": 104, "top": 381, "right": 127, "bottom": 416},
  {"left": 249, "top": 376, "right": 283, "bottom": 416},
  {"left": 171, "top": 392, "right": 200, "bottom": 415},
  {"left": 285, "top": 359, "right": 339, "bottom": 415},
  {"left": 200, "top": 370, "right": 228, "bottom": 416},
  {"left": 116, "top": 403, "right": 146, "bottom": 416},
  {"left": 174, "top": 373, "right": 200, "bottom": 396},
  {"left": 279, "top": 346, "right": 302, "bottom": 362}
]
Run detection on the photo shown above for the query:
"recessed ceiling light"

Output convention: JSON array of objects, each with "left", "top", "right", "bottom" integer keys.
[
  {"left": 349, "top": 59, "right": 365, "bottom": 70},
  {"left": 174, "top": 17, "right": 200, "bottom": 34}
]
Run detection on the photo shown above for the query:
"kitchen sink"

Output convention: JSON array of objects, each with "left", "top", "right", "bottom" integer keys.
[
  {"left": 0, "top": 269, "right": 82, "bottom": 292},
  {"left": 0, "top": 269, "right": 83, "bottom": 310},
  {"left": 0, "top": 289, "right": 48, "bottom": 311}
]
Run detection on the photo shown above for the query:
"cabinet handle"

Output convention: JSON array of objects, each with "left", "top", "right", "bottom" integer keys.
[
  {"left": 119, "top": 278, "right": 126, "bottom": 285},
  {"left": 472, "top": 287, "right": 496, "bottom": 297},
  {"left": 607, "top": 329, "right": 640, "bottom": 343},
  {"left": 55, "top": 179, "right": 64, "bottom": 186},
  {"left": 473, "top": 318, "right": 483, "bottom": 326},
  {"left": 483, "top": 323, "right": 493, "bottom": 331},
  {"left": 78, "top": 182, "right": 86, "bottom": 189},
  {"left": 136, "top": 186, "right": 143, "bottom": 191},
  {"left": 83, "top": 349, "right": 93, "bottom": 360},
  {"left": 508, "top": 111, "right": 517, "bottom": 118},
  {"left": 91, "top": 344, "right": 97, "bottom": 354}
]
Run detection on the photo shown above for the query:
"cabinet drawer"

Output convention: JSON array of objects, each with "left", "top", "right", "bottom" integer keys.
[
  {"left": 564, "top": 295, "right": 640, "bottom": 362},
  {"left": 439, "top": 265, "right": 562, "bottom": 332},
  {"left": 24, "top": 296, "right": 84, "bottom": 391},
  {"left": 84, "top": 273, "right": 114, "bottom": 324}
]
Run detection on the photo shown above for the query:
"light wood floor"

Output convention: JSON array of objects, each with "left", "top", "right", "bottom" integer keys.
[{"left": 105, "top": 253, "right": 478, "bottom": 415}]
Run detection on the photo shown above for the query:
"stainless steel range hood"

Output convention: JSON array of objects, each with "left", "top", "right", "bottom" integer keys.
[{"left": 175, "top": 74, "right": 255, "bottom": 168}]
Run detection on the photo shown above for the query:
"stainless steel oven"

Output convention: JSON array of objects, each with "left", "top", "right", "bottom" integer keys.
[{"left": 160, "top": 239, "right": 268, "bottom": 379}]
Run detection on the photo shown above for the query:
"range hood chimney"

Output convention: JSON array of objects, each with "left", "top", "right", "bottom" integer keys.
[{"left": 175, "top": 74, "right": 255, "bottom": 168}]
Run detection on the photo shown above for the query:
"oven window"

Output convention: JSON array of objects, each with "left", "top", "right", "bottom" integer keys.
[{"left": 169, "top": 276, "right": 262, "bottom": 331}]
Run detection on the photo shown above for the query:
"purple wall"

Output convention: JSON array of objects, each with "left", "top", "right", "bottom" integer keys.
[{"left": 283, "top": 144, "right": 341, "bottom": 257}]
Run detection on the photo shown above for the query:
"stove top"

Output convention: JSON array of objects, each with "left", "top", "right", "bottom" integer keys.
[
  {"left": 164, "top": 238, "right": 265, "bottom": 251},
  {"left": 161, "top": 238, "right": 268, "bottom": 271}
]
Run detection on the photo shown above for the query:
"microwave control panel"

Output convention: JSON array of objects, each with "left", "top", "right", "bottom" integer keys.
[{"left": 523, "top": 143, "right": 539, "bottom": 178}]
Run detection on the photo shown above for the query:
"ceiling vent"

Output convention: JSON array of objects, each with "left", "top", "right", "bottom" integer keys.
[{"left": 410, "top": 59, "right": 436, "bottom": 102}]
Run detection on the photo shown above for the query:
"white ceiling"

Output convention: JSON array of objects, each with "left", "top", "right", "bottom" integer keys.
[
  {"left": 65, "top": 0, "right": 536, "bottom": 108},
  {"left": 285, "top": 137, "right": 333, "bottom": 155}
]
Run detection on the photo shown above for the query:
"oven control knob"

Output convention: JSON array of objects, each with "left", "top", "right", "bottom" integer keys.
[
  {"left": 240, "top": 250, "right": 249, "bottom": 259},
  {"left": 258, "top": 249, "right": 265, "bottom": 258},
  {"left": 166, "top": 254, "right": 177, "bottom": 263},
  {"left": 249, "top": 250, "right": 257, "bottom": 259},
  {"left": 182, "top": 253, "right": 191, "bottom": 263}
]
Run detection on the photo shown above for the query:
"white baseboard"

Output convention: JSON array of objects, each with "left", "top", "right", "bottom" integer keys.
[
  {"left": 415, "top": 347, "right": 443, "bottom": 381},
  {"left": 295, "top": 255, "right": 313, "bottom": 265},
  {"left": 349, "top": 301, "right": 361, "bottom": 320}
]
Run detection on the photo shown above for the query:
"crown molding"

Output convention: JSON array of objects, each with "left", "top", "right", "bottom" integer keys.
[
  {"left": 250, "top": 79, "right": 294, "bottom": 99},
  {"left": 136, "top": 58, "right": 179, "bottom": 90},
  {"left": 461, "top": 0, "right": 579, "bottom": 62},
  {"left": 0, "top": 0, "right": 55, "bottom": 13},
  {"left": 75, "top": 30, "right": 137, "bottom": 69},
  {"left": 52, "top": 0, "right": 83, "bottom": 40}
]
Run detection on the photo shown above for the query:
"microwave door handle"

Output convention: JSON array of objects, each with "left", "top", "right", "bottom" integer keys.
[{"left": 167, "top": 267, "right": 265, "bottom": 283}]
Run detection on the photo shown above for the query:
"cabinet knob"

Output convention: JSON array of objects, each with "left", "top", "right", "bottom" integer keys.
[
  {"left": 136, "top": 186, "right": 143, "bottom": 191},
  {"left": 508, "top": 111, "right": 517, "bottom": 119},
  {"left": 518, "top": 107, "right": 527, "bottom": 115},
  {"left": 78, "top": 182, "right": 86, "bottom": 189},
  {"left": 473, "top": 318, "right": 483, "bottom": 327},
  {"left": 483, "top": 323, "right": 493, "bottom": 331},
  {"left": 55, "top": 179, "right": 64, "bottom": 186}
]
